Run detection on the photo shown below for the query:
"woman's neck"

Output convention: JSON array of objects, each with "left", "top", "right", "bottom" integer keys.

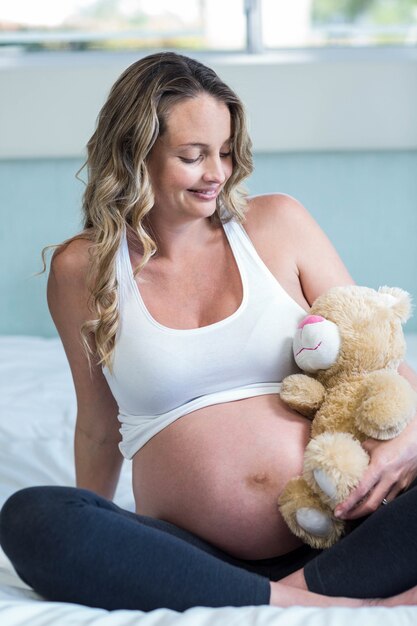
[{"left": 144, "top": 214, "right": 219, "bottom": 262}]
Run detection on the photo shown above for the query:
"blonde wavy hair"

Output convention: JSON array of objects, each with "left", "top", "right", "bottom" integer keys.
[{"left": 49, "top": 52, "right": 253, "bottom": 369}]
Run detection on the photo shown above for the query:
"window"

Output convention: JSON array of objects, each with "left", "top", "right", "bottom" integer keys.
[
  {"left": 0, "top": 0, "right": 246, "bottom": 52},
  {"left": 1, "top": 0, "right": 416, "bottom": 53},
  {"left": 262, "top": 0, "right": 417, "bottom": 49}
]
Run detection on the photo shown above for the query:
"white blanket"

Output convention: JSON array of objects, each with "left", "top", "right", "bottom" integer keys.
[{"left": 1, "top": 335, "right": 417, "bottom": 625}]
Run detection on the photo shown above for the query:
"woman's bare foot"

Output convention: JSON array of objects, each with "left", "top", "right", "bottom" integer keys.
[
  {"left": 270, "top": 574, "right": 417, "bottom": 608},
  {"left": 269, "top": 581, "right": 366, "bottom": 608},
  {"left": 378, "top": 585, "right": 417, "bottom": 608}
]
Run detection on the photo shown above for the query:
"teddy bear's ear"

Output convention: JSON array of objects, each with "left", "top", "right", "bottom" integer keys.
[{"left": 378, "top": 286, "right": 413, "bottom": 322}]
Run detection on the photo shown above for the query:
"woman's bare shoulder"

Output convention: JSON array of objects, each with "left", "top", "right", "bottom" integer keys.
[
  {"left": 243, "top": 192, "right": 354, "bottom": 305},
  {"left": 49, "top": 236, "right": 93, "bottom": 285},
  {"left": 244, "top": 193, "right": 309, "bottom": 233},
  {"left": 48, "top": 235, "right": 95, "bottom": 326},
  {"left": 242, "top": 193, "right": 311, "bottom": 259}
]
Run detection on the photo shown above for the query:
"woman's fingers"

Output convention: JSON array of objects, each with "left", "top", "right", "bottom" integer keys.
[
  {"left": 341, "top": 483, "right": 403, "bottom": 519},
  {"left": 333, "top": 426, "right": 417, "bottom": 520}
]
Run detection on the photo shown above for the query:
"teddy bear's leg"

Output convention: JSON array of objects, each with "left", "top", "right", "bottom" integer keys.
[
  {"left": 303, "top": 432, "right": 369, "bottom": 505},
  {"left": 278, "top": 477, "right": 345, "bottom": 549},
  {"left": 356, "top": 370, "right": 417, "bottom": 439}
]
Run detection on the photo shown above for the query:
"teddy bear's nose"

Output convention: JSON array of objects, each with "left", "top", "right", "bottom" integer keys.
[{"left": 297, "top": 315, "right": 326, "bottom": 329}]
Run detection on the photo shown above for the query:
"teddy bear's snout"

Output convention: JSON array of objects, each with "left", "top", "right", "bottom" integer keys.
[
  {"left": 293, "top": 316, "right": 341, "bottom": 373},
  {"left": 297, "top": 315, "right": 326, "bottom": 329}
]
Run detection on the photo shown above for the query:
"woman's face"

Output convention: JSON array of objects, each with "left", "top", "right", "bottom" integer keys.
[{"left": 146, "top": 93, "right": 233, "bottom": 223}]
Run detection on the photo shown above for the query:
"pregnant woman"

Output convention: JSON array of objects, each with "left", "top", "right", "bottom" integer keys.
[{"left": 2, "top": 52, "right": 417, "bottom": 611}]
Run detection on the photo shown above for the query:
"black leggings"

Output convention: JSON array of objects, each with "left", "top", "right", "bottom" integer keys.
[{"left": 1, "top": 484, "right": 417, "bottom": 611}]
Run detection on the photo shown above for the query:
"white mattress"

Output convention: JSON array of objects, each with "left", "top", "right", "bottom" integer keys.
[{"left": 1, "top": 334, "right": 417, "bottom": 626}]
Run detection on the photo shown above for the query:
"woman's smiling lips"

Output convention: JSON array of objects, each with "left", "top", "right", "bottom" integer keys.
[{"left": 188, "top": 188, "right": 219, "bottom": 200}]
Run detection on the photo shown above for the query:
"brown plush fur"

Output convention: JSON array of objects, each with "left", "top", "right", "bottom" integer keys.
[{"left": 278, "top": 285, "right": 417, "bottom": 548}]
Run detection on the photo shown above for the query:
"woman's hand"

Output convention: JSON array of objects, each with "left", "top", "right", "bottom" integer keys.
[
  {"left": 334, "top": 417, "right": 417, "bottom": 520},
  {"left": 335, "top": 361, "right": 417, "bottom": 520}
]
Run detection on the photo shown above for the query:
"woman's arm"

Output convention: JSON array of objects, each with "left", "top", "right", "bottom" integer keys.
[
  {"left": 246, "top": 193, "right": 417, "bottom": 517},
  {"left": 335, "top": 361, "right": 417, "bottom": 519},
  {"left": 280, "top": 194, "right": 355, "bottom": 305},
  {"left": 276, "top": 194, "right": 417, "bottom": 517},
  {"left": 245, "top": 193, "right": 355, "bottom": 307},
  {"left": 47, "top": 238, "right": 123, "bottom": 500}
]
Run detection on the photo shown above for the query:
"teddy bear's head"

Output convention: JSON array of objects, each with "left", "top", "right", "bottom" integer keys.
[{"left": 294, "top": 285, "right": 412, "bottom": 378}]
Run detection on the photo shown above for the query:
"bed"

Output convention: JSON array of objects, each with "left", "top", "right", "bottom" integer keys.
[{"left": 1, "top": 335, "right": 417, "bottom": 625}]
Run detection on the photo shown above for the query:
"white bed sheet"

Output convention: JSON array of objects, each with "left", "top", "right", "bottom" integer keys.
[{"left": 1, "top": 334, "right": 417, "bottom": 626}]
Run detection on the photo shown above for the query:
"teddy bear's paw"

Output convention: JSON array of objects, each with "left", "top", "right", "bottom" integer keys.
[
  {"left": 312, "top": 468, "right": 338, "bottom": 500},
  {"left": 357, "top": 371, "right": 417, "bottom": 439},
  {"left": 280, "top": 374, "right": 326, "bottom": 418},
  {"left": 296, "top": 507, "right": 333, "bottom": 538},
  {"left": 279, "top": 478, "right": 345, "bottom": 548},
  {"left": 304, "top": 432, "right": 369, "bottom": 504}
]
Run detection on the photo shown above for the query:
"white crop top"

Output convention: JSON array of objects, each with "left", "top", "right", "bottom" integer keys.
[{"left": 103, "top": 218, "right": 306, "bottom": 459}]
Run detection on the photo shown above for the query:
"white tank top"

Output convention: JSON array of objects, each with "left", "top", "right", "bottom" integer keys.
[{"left": 103, "top": 218, "right": 306, "bottom": 459}]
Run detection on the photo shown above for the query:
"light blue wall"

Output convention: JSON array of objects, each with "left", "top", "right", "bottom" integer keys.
[
  {"left": 1, "top": 150, "right": 416, "bottom": 336},
  {"left": 250, "top": 151, "right": 417, "bottom": 335},
  {"left": 1, "top": 158, "right": 84, "bottom": 336}
]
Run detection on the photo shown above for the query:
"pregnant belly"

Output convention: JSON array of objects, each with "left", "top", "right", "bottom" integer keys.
[{"left": 133, "top": 394, "right": 311, "bottom": 559}]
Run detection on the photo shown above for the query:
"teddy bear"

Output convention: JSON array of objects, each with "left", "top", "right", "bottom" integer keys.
[{"left": 278, "top": 285, "right": 417, "bottom": 549}]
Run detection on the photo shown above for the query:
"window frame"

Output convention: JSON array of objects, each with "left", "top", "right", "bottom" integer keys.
[{"left": 1, "top": 0, "right": 417, "bottom": 53}]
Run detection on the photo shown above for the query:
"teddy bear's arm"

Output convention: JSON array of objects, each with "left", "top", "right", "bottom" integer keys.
[
  {"left": 280, "top": 374, "right": 326, "bottom": 419},
  {"left": 356, "top": 370, "right": 417, "bottom": 439}
]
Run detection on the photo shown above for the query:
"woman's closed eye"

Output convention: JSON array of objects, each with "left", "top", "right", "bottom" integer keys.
[
  {"left": 180, "top": 152, "right": 232, "bottom": 164},
  {"left": 179, "top": 155, "right": 202, "bottom": 164}
]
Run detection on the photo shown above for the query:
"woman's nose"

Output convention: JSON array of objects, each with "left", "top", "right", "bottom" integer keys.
[{"left": 202, "top": 157, "right": 227, "bottom": 184}]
